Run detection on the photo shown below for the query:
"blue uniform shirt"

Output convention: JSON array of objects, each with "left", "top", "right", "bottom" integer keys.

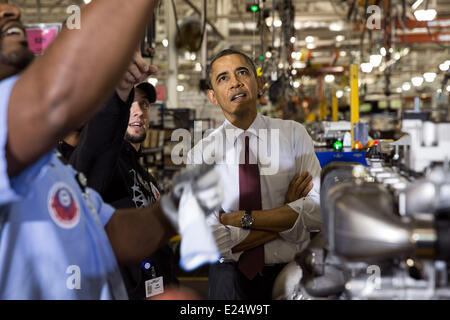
[{"left": 0, "top": 76, "right": 128, "bottom": 299}]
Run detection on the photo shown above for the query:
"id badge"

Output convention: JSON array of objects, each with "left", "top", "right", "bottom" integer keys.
[{"left": 145, "top": 276, "right": 164, "bottom": 298}]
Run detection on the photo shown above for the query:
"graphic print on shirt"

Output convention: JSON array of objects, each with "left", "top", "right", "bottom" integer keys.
[
  {"left": 129, "top": 169, "right": 157, "bottom": 208},
  {"left": 48, "top": 182, "right": 80, "bottom": 229}
]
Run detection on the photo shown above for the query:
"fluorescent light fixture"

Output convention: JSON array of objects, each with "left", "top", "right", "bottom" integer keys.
[
  {"left": 411, "top": 76, "right": 424, "bottom": 87},
  {"left": 370, "top": 54, "right": 382, "bottom": 67},
  {"left": 361, "top": 63, "right": 373, "bottom": 73},
  {"left": 414, "top": 9, "right": 437, "bottom": 21},
  {"left": 411, "top": 0, "right": 424, "bottom": 10},
  {"left": 402, "top": 82, "right": 411, "bottom": 91},
  {"left": 293, "top": 61, "right": 306, "bottom": 69},
  {"left": 148, "top": 78, "right": 158, "bottom": 86},
  {"left": 273, "top": 19, "right": 282, "bottom": 27},
  {"left": 329, "top": 22, "right": 344, "bottom": 31},
  {"left": 423, "top": 72, "right": 436, "bottom": 82},
  {"left": 324, "top": 74, "right": 335, "bottom": 83},
  {"left": 439, "top": 63, "right": 449, "bottom": 71}
]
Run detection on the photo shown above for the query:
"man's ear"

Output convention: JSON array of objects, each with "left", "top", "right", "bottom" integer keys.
[
  {"left": 256, "top": 76, "right": 264, "bottom": 95},
  {"left": 207, "top": 89, "right": 218, "bottom": 106}
]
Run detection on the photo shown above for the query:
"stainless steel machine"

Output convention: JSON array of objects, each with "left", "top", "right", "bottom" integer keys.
[{"left": 273, "top": 119, "right": 450, "bottom": 300}]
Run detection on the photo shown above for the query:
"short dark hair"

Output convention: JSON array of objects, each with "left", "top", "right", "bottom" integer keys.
[{"left": 206, "top": 49, "right": 257, "bottom": 90}]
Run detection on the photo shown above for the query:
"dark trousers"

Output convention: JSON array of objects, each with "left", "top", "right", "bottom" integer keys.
[{"left": 207, "top": 262, "right": 286, "bottom": 300}]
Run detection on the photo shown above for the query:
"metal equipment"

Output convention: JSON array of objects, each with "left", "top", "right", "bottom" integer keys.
[{"left": 273, "top": 118, "right": 450, "bottom": 300}]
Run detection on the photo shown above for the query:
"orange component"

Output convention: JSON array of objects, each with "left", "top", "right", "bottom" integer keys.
[{"left": 354, "top": 141, "right": 363, "bottom": 150}]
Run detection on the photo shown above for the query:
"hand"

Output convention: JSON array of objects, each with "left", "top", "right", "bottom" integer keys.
[
  {"left": 115, "top": 49, "right": 158, "bottom": 102},
  {"left": 285, "top": 171, "right": 313, "bottom": 203},
  {"left": 160, "top": 164, "right": 224, "bottom": 232}
]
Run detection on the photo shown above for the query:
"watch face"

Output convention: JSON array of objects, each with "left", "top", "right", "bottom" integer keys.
[{"left": 241, "top": 212, "right": 254, "bottom": 229}]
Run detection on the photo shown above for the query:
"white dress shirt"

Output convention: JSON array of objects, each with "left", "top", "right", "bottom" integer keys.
[{"left": 187, "top": 113, "right": 322, "bottom": 264}]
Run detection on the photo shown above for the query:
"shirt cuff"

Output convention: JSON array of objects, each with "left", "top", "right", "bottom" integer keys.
[
  {"left": 206, "top": 212, "right": 250, "bottom": 261},
  {"left": 282, "top": 198, "right": 321, "bottom": 243}
]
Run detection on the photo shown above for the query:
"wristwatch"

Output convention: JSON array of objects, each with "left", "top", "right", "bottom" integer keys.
[{"left": 241, "top": 210, "right": 254, "bottom": 229}]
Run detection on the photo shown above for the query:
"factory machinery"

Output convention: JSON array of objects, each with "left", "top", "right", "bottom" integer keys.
[{"left": 273, "top": 118, "right": 450, "bottom": 299}]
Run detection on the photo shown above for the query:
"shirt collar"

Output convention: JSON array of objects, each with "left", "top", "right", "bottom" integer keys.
[{"left": 222, "top": 113, "right": 266, "bottom": 146}]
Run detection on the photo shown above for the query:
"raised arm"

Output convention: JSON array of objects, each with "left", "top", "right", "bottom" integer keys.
[{"left": 6, "top": 0, "right": 160, "bottom": 177}]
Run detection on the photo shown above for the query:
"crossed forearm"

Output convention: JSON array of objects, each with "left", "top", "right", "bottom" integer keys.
[
  {"left": 222, "top": 206, "right": 299, "bottom": 253},
  {"left": 221, "top": 205, "right": 299, "bottom": 233},
  {"left": 231, "top": 230, "right": 278, "bottom": 253}
]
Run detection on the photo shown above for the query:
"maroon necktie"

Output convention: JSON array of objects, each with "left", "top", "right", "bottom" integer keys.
[{"left": 237, "top": 136, "right": 265, "bottom": 280}]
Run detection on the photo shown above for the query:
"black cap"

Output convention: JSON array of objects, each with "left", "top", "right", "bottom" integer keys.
[{"left": 135, "top": 82, "right": 157, "bottom": 103}]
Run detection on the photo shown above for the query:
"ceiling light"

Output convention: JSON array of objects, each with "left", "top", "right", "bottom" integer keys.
[
  {"left": 291, "top": 69, "right": 298, "bottom": 75},
  {"left": 148, "top": 78, "right": 158, "bottom": 86},
  {"left": 339, "top": 51, "right": 347, "bottom": 57},
  {"left": 336, "top": 90, "right": 344, "bottom": 98},
  {"left": 306, "top": 43, "right": 315, "bottom": 50},
  {"left": 414, "top": 9, "right": 437, "bottom": 21},
  {"left": 361, "top": 63, "right": 373, "bottom": 73},
  {"left": 324, "top": 74, "right": 335, "bottom": 83},
  {"left": 329, "top": 22, "right": 344, "bottom": 31},
  {"left": 293, "top": 81, "right": 300, "bottom": 88},
  {"left": 265, "top": 51, "right": 272, "bottom": 59},
  {"left": 396, "top": 88, "right": 402, "bottom": 93},
  {"left": 162, "top": 39, "right": 168, "bottom": 47},
  {"left": 305, "top": 36, "right": 314, "bottom": 43},
  {"left": 293, "top": 61, "right": 306, "bottom": 69},
  {"left": 423, "top": 72, "right": 436, "bottom": 82},
  {"left": 439, "top": 63, "right": 449, "bottom": 71},
  {"left": 273, "top": 19, "right": 282, "bottom": 27},
  {"left": 411, "top": 76, "right": 424, "bottom": 87},
  {"left": 336, "top": 35, "right": 345, "bottom": 42},
  {"left": 290, "top": 36, "right": 296, "bottom": 44},
  {"left": 447, "top": 85, "right": 450, "bottom": 92},
  {"left": 411, "top": 0, "right": 424, "bottom": 10},
  {"left": 402, "top": 82, "right": 411, "bottom": 91},
  {"left": 380, "top": 47, "right": 387, "bottom": 56},
  {"left": 370, "top": 54, "right": 382, "bottom": 67},
  {"left": 177, "top": 85, "right": 184, "bottom": 92}
]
